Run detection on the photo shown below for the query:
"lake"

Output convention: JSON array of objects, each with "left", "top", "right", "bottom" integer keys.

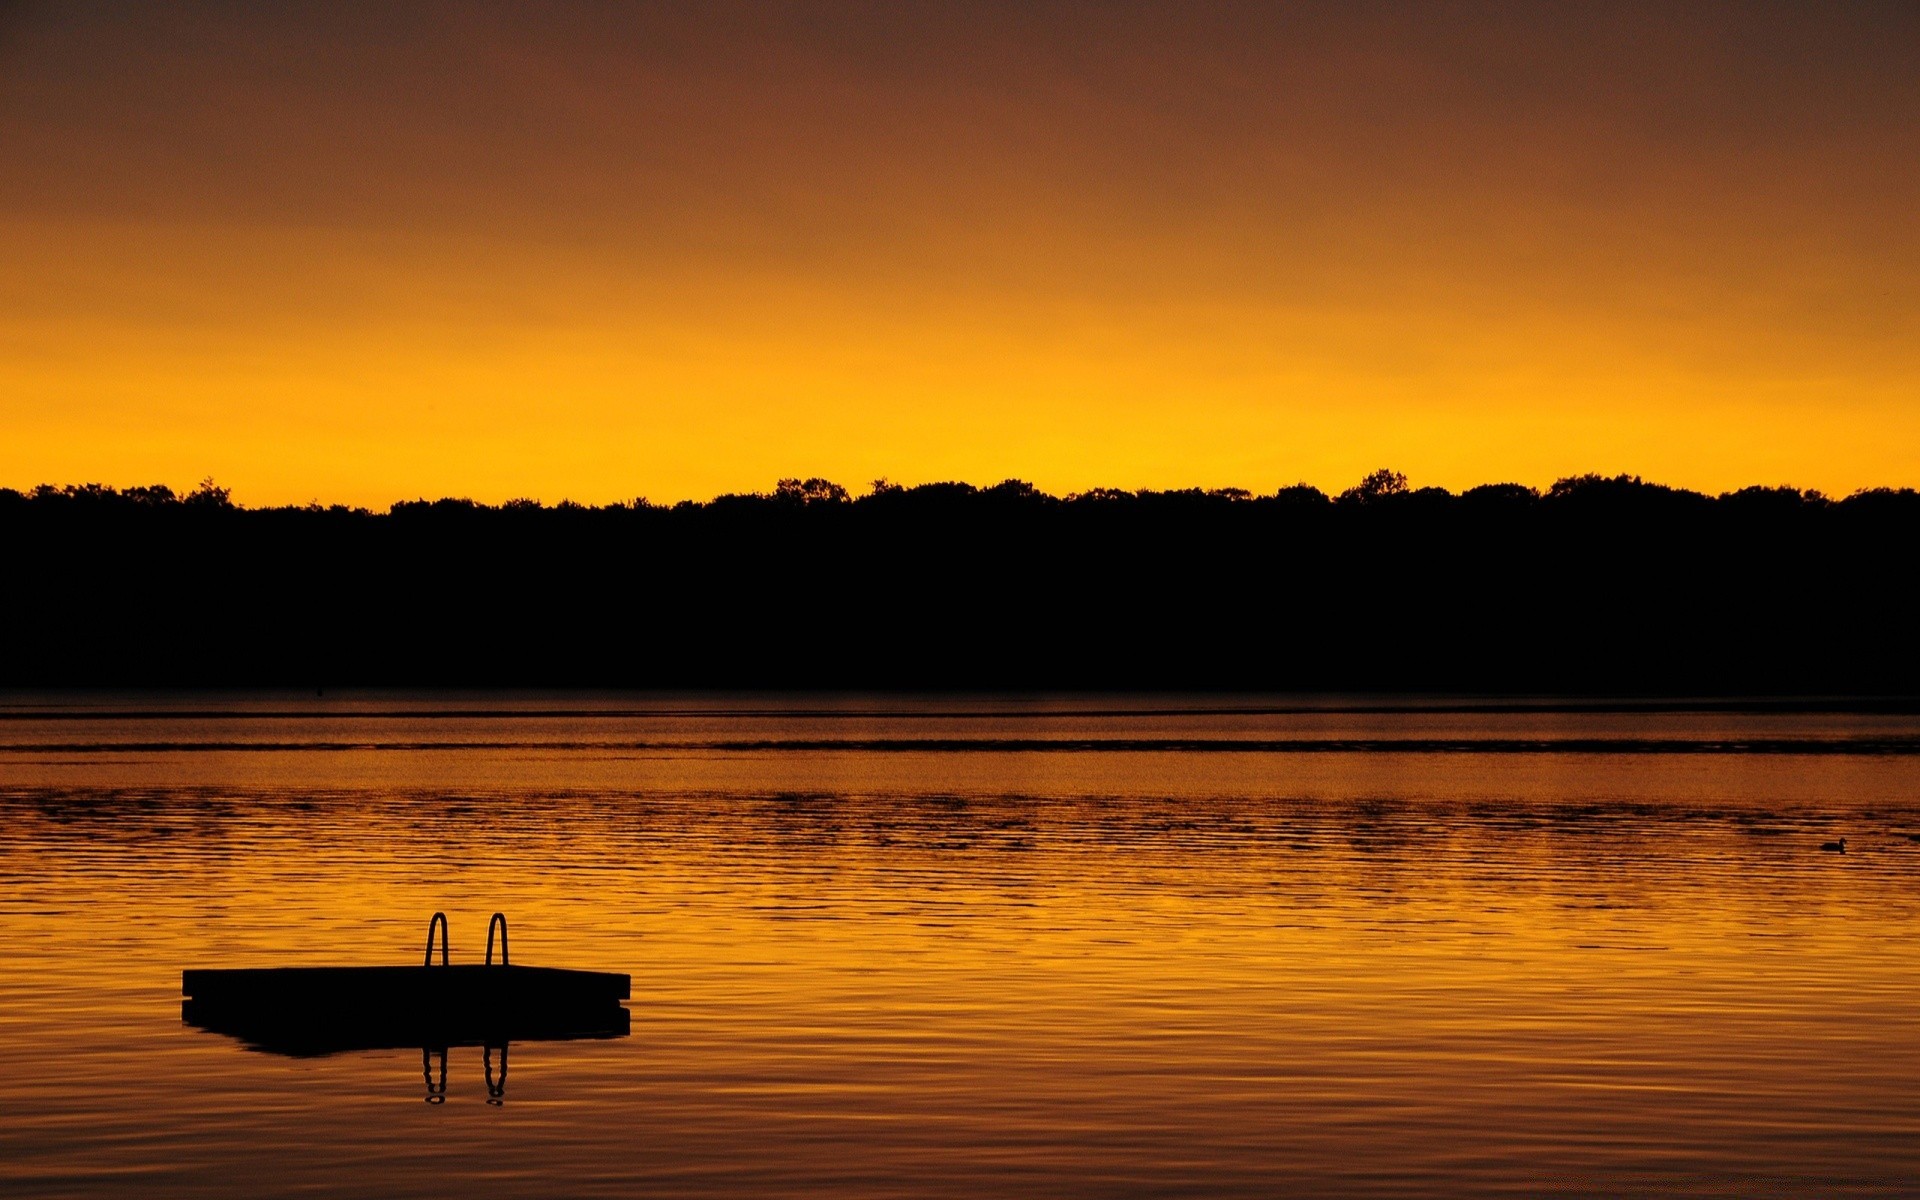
[{"left": 2, "top": 693, "right": 1917, "bottom": 1197}]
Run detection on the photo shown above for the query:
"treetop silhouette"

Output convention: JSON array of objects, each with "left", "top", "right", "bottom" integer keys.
[{"left": 3, "top": 469, "right": 1913, "bottom": 691}]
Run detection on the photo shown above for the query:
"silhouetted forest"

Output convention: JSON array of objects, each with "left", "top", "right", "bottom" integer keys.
[{"left": 4, "top": 471, "right": 1915, "bottom": 692}]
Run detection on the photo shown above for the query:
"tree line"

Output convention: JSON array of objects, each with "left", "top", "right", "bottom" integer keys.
[
  {"left": 4, "top": 471, "right": 1915, "bottom": 692},
  {"left": 8, "top": 469, "right": 1912, "bottom": 516}
]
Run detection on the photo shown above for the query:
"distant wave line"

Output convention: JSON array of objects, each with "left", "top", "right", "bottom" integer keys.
[
  {"left": 2, "top": 700, "right": 1916, "bottom": 722},
  {"left": 4, "top": 737, "right": 1920, "bottom": 755}
]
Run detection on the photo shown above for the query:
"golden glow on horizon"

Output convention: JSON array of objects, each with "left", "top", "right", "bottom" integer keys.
[{"left": 2, "top": 2, "right": 1916, "bottom": 506}]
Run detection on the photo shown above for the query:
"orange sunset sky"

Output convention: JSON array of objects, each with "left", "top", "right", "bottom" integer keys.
[{"left": 2, "top": 1, "right": 1916, "bottom": 507}]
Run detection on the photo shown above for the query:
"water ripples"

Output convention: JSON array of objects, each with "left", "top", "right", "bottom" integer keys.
[{"left": 0, "top": 698, "right": 1917, "bottom": 1196}]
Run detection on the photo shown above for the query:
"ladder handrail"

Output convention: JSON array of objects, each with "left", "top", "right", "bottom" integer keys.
[
  {"left": 485, "top": 913, "right": 509, "bottom": 966},
  {"left": 424, "top": 912, "right": 450, "bottom": 967}
]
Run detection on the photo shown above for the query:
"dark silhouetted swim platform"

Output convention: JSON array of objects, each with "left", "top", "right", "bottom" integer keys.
[{"left": 181, "top": 913, "right": 629, "bottom": 1056}]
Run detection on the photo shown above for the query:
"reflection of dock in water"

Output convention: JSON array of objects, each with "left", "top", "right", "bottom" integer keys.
[{"left": 181, "top": 913, "right": 630, "bottom": 1067}]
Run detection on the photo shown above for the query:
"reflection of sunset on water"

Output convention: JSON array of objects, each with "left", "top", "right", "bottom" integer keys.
[{"left": 3, "top": 697, "right": 1918, "bottom": 1195}]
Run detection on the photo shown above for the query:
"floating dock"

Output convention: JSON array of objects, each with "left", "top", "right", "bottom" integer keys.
[{"left": 182, "top": 913, "right": 630, "bottom": 1055}]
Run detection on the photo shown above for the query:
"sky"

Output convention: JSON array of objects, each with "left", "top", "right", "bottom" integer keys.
[{"left": 1, "top": 0, "right": 1916, "bottom": 506}]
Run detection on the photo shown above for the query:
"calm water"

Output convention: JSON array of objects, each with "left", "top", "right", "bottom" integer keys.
[{"left": 2, "top": 693, "right": 1918, "bottom": 1198}]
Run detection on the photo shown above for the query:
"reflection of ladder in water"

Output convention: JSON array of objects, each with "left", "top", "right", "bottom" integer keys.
[
  {"left": 421, "top": 1042, "right": 509, "bottom": 1105},
  {"left": 486, "top": 1043, "right": 508, "bottom": 1105}
]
